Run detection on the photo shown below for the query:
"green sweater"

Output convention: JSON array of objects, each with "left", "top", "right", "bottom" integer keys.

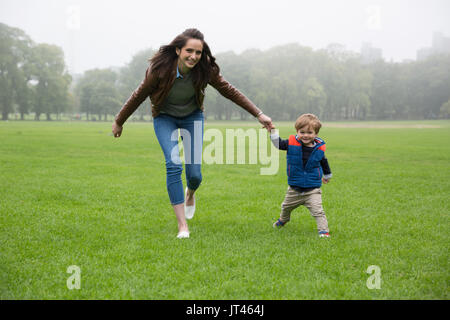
[{"left": 159, "top": 71, "right": 199, "bottom": 117}]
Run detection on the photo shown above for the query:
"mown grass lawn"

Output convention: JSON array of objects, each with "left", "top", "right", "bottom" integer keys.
[{"left": 0, "top": 120, "right": 449, "bottom": 299}]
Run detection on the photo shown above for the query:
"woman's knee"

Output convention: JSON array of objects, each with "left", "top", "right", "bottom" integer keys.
[
  {"left": 187, "top": 171, "right": 202, "bottom": 190},
  {"left": 166, "top": 161, "right": 183, "bottom": 178}
]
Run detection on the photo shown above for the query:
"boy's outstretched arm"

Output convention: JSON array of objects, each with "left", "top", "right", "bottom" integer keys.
[{"left": 270, "top": 128, "right": 288, "bottom": 151}]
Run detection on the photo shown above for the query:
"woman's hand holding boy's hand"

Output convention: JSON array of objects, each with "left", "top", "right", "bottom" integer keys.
[
  {"left": 112, "top": 121, "right": 123, "bottom": 138},
  {"left": 257, "top": 113, "right": 274, "bottom": 132}
]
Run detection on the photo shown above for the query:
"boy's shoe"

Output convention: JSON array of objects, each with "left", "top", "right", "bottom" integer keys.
[
  {"left": 273, "top": 218, "right": 287, "bottom": 228},
  {"left": 319, "top": 231, "right": 330, "bottom": 238}
]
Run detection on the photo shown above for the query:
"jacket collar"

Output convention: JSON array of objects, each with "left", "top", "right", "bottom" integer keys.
[{"left": 294, "top": 135, "right": 325, "bottom": 148}]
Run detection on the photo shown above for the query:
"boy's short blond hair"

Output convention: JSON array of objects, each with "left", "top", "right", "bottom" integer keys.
[{"left": 294, "top": 113, "right": 322, "bottom": 133}]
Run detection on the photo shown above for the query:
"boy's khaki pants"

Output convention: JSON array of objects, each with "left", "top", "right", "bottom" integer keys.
[{"left": 279, "top": 186, "right": 329, "bottom": 233}]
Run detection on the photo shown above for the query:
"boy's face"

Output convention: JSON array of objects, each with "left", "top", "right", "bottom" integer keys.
[{"left": 297, "top": 125, "right": 318, "bottom": 147}]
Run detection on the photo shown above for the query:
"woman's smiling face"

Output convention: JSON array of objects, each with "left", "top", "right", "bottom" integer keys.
[{"left": 176, "top": 38, "right": 203, "bottom": 73}]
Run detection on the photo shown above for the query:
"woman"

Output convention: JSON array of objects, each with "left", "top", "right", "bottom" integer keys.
[{"left": 112, "top": 29, "right": 273, "bottom": 239}]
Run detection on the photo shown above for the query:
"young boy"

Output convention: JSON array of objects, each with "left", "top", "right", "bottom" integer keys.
[{"left": 270, "top": 113, "right": 332, "bottom": 238}]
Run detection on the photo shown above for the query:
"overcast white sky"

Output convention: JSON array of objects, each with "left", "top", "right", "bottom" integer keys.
[{"left": 1, "top": 0, "right": 449, "bottom": 74}]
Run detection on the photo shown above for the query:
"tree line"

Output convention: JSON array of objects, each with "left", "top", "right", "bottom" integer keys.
[{"left": 1, "top": 22, "right": 449, "bottom": 122}]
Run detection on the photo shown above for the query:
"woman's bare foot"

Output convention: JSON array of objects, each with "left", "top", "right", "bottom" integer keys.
[{"left": 173, "top": 203, "right": 189, "bottom": 236}]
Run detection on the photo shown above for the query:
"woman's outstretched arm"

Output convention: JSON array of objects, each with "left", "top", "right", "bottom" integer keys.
[
  {"left": 209, "top": 71, "right": 273, "bottom": 131},
  {"left": 113, "top": 67, "right": 159, "bottom": 129}
]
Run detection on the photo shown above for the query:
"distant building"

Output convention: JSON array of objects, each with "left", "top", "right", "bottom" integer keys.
[
  {"left": 360, "top": 42, "right": 383, "bottom": 64},
  {"left": 417, "top": 32, "right": 450, "bottom": 60}
]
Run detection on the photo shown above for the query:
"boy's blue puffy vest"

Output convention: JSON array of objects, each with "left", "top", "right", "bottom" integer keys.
[{"left": 287, "top": 135, "right": 326, "bottom": 188}]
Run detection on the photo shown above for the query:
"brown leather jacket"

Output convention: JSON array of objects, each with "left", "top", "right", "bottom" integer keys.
[{"left": 114, "top": 61, "right": 262, "bottom": 126}]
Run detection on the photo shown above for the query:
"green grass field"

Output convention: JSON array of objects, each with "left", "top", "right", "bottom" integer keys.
[{"left": 1, "top": 120, "right": 449, "bottom": 299}]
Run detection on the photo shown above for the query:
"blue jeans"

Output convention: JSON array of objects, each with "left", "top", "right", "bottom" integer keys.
[{"left": 153, "top": 110, "right": 204, "bottom": 205}]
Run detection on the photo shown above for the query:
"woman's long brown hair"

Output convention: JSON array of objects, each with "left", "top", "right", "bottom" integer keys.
[{"left": 149, "top": 28, "right": 220, "bottom": 90}]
